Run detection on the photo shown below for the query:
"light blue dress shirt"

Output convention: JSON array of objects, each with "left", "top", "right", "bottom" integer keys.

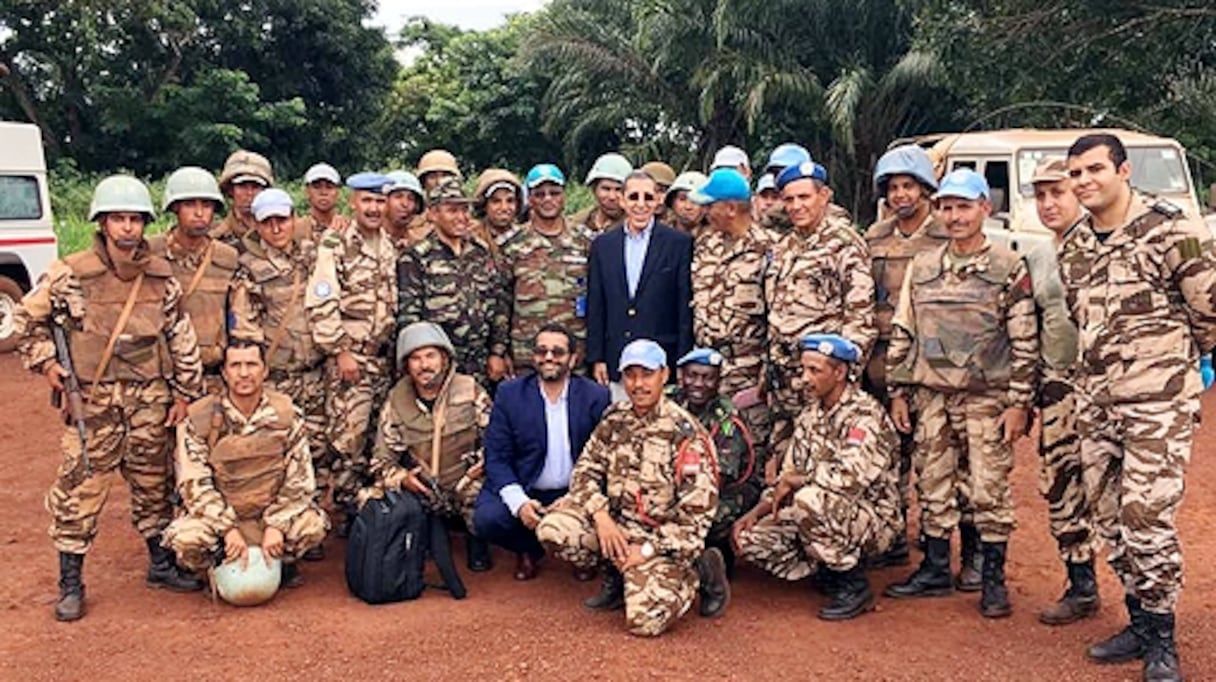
[{"left": 623, "top": 219, "right": 654, "bottom": 298}]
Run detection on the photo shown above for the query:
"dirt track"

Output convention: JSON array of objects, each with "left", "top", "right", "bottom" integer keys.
[{"left": 2, "top": 353, "right": 1214, "bottom": 680}]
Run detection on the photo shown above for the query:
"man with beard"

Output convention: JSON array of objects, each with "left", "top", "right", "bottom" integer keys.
[
  {"left": 473, "top": 324, "right": 611, "bottom": 580},
  {"left": 212, "top": 150, "right": 273, "bottom": 254},
  {"left": 663, "top": 171, "right": 709, "bottom": 237},
  {"left": 14, "top": 175, "right": 204, "bottom": 621},
  {"left": 149, "top": 167, "right": 239, "bottom": 394},
  {"left": 537, "top": 340, "right": 723, "bottom": 637},
  {"left": 307, "top": 172, "right": 399, "bottom": 536},
  {"left": 297, "top": 163, "right": 350, "bottom": 241},
  {"left": 365, "top": 322, "right": 494, "bottom": 572},
  {"left": 501, "top": 164, "right": 594, "bottom": 374},
  {"left": 570, "top": 152, "right": 632, "bottom": 234},
  {"left": 383, "top": 171, "right": 427, "bottom": 251},
  {"left": 472, "top": 168, "right": 525, "bottom": 255}
]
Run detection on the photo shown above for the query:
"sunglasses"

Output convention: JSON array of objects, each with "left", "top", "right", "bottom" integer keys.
[
  {"left": 532, "top": 189, "right": 564, "bottom": 199},
  {"left": 533, "top": 346, "right": 570, "bottom": 358},
  {"left": 627, "top": 192, "right": 656, "bottom": 202}
]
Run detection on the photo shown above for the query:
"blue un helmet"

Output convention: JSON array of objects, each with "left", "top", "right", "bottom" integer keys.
[
  {"left": 764, "top": 143, "right": 812, "bottom": 175},
  {"left": 525, "top": 163, "right": 566, "bottom": 189},
  {"left": 873, "top": 145, "right": 939, "bottom": 195}
]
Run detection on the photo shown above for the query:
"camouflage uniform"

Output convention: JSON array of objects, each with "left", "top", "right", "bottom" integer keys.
[
  {"left": 296, "top": 212, "right": 351, "bottom": 243},
  {"left": 148, "top": 229, "right": 239, "bottom": 391},
  {"left": 737, "top": 385, "right": 901, "bottom": 579},
  {"left": 306, "top": 226, "right": 398, "bottom": 511},
  {"left": 1059, "top": 197, "right": 1216, "bottom": 613},
  {"left": 364, "top": 371, "right": 492, "bottom": 530},
  {"left": 14, "top": 236, "right": 203, "bottom": 554},
  {"left": 569, "top": 205, "right": 619, "bottom": 234},
  {"left": 537, "top": 399, "right": 718, "bottom": 637},
  {"left": 692, "top": 223, "right": 775, "bottom": 469},
  {"left": 209, "top": 212, "right": 259, "bottom": 255},
  {"left": 397, "top": 232, "right": 509, "bottom": 387},
  {"left": 887, "top": 238, "right": 1038, "bottom": 543},
  {"left": 765, "top": 212, "right": 875, "bottom": 457},
  {"left": 500, "top": 218, "right": 593, "bottom": 372},
  {"left": 162, "top": 390, "right": 329, "bottom": 572},
  {"left": 229, "top": 233, "right": 329, "bottom": 500}
]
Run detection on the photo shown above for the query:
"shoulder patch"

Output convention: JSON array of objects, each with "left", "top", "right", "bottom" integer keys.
[
  {"left": 1151, "top": 199, "right": 1183, "bottom": 219},
  {"left": 312, "top": 280, "right": 333, "bottom": 299},
  {"left": 846, "top": 425, "right": 866, "bottom": 445}
]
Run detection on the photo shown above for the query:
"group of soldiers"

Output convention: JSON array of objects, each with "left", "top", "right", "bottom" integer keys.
[{"left": 15, "top": 131, "right": 1216, "bottom": 681}]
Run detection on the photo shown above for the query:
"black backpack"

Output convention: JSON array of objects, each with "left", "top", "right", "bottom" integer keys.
[{"left": 344, "top": 489, "right": 467, "bottom": 604}]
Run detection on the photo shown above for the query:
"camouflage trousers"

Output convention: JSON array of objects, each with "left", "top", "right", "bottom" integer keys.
[
  {"left": 1078, "top": 394, "right": 1194, "bottom": 613},
  {"left": 1037, "top": 376, "right": 1097, "bottom": 564},
  {"left": 269, "top": 366, "right": 328, "bottom": 502},
  {"left": 537, "top": 507, "right": 697, "bottom": 637},
  {"left": 738, "top": 485, "right": 899, "bottom": 579},
  {"left": 45, "top": 381, "right": 175, "bottom": 554},
  {"left": 162, "top": 508, "right": 330, "bottom": 573},
  {"left": 913, "top": 389, "right": 1016, "bottom": 542},
  {"left": 861, "top": 365, "right": 915, "bottom": 537},
  {"left": 324, "top": 353, "right": 391, "bottom": 509}
]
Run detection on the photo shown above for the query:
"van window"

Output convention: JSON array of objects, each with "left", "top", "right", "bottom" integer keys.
[
  {"left": 0, "top": 176, "right": 42, "bottom": 220},
  {"left": 984, "top": 161, "right": 1010, "bottom": 213},
  {"left": 1017, "top": 147, "right": 1190, "bottom": 196}
]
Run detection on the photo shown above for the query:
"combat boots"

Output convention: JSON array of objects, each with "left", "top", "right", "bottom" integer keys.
[
  {"left": 866, "top": 534, "right": 910, "bottom": 569},
  {"left": 1088, "top": 595, "right": 1148, "bottom": 663},
  {"left": 55, "top": 552, "right": 86, "bottom": 622},
  {"left": 1040, "top": 560, "right": 1100, "bottom": 625},
  {"left": 1141, "top": 611, "right": 1182, "bottom": 682},
  {"left": 465, "top": 533, "right": 493, "bottom": 572},
  {"left": 885, "top": 536, "right": 953, "bottom": 598},
  {"left": 979, "top": 541, "right": 1011, "bottom": 618},
  {"left": 145, "top": 537, "right": 204, "bottom": 592},
  {"left": 955, "top": 523, "right": 983, "bottom": 592},
  {"left": 819, "top": 565, "right": 875, "bottom": 621},
  {"left": 280, "top": 562, "right": 304, "bottom": 589},
  {"left": 696, "top": 547, "right": 731, "bottom": 618},
  {"left": 583, "top": 563, "right": 625, "bottom": 611}
]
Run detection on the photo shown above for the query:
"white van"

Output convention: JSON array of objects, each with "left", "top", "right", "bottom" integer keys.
[{"left": 0, "top": 122, "right": 57, "bottom": 352}]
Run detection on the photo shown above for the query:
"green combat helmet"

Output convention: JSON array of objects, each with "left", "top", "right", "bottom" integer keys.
[
  {"left": 584, "top": 153, "right": 633, "bottom": 186},
  {"left": 162, "top": 166, "right": 225, "bottom": 212},
  {"left": 88, "top": 175, "right": 155, "bottom": 222}
]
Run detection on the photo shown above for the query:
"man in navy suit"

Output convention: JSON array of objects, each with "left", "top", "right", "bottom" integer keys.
[
  {"left": 587, "top": 170, "right": 693, "bottom": 400},
  {"left": 474, "top": 324, "right": 612, "bottom": 580}
]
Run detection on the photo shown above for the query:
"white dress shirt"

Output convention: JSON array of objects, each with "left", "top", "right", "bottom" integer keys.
[{"left": 499, "top": 379, "right": 573, "bottom": 516}]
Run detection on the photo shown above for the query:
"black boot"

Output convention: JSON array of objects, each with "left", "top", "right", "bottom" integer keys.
[
  {"left": 1088, "top": 595, "right": 1149, "bottom": 663},
  {"left": 583, "top": 564, "right": 625, "bottom": 611},
  {"left": 955, "top": 523, "right": 983, "bottom": 592},
  {"left": 280, "top": 562, "right": 304, "bottom": 588},
  {"left": 867, "top": 534, "right": 910, "bottom": 568},
  {"left": 819, "top": 565, "right": 876, "bottom": 621},
  {"left": 55, "top": 552, "right": 86, "bottom": 622},
  {"left": 302, "top": 544, "right": 325, "bottom": 562},
  {"left": 1141, "top": 611, "right": 1182, "bottom": 682},
  {"left": 465, "top": 533, "right": 493, "bottom": 572},
  {"left": 885, "top": 536, "right": 953, "bottom": 598},
  {"left": 145, "top": 537, "right": 204, "bottom": 592},
  {"left": 1039, "top": 560, "right": 1100, "bottom": 625},
  {"left": 696, "top": 547, "right": 731, "bottom": 618},
  {"left": 979, "top": 541, "right": 1011, "bottom": 618}
]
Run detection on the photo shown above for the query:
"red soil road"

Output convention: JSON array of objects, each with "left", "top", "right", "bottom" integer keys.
[{"left": 1, "top": 353, "right": 1214, "bottom": 681}]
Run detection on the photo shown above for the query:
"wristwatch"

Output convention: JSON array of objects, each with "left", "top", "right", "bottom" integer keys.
[{"left": 640, "top": 541, "right": 656, "bottom": 559}]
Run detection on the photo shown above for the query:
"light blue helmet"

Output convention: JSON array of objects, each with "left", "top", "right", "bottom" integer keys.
[
  {"left": 525, "top": 163, "right": 566, "bottom": 189},
  {"left": 764, "top": 143, "right": 812, "bottom": 174},
  {"left": 873, "top": 145, "right": 939, "bottom": 194}
]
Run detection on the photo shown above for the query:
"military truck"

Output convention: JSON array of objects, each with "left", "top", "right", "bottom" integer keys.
[{"left": 0, "top": 122, "right": 57, "bottom": 352}]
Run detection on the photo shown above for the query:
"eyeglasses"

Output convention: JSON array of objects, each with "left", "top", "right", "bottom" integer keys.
[
  {"left": 532, "top": 189, "right": 564, "bottom": 199},
  {"left": 533, "top": 346, "right": 570, "bottom": 358},
  {"left": 627, "top": 192, "right": 656, "bottom": 202}
]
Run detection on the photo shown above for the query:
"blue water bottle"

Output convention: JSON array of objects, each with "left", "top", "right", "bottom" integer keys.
[{"left": 1201, "top": 355, "right": 1214, "bottom": 390}]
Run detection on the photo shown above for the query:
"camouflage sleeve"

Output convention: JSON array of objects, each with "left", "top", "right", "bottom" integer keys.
[
  {"left": 566, "top": 420, "right": 612, "bottom": 517},
  {"left": 840, "top": 239, "right": 878, "bottom": 359},
  {"left": 307, "top": 233, "right": 351, "bottom": 355},
  {"left": 163, "top": 276, "right": 204, "bottom": 401},
  {"left": 13, "top": 260, "right": 71, "bottom": 373},
  {"left": 175, "top": 417, "right": 238, "bottom": 535},
  {"left": 885, "top": 265, "right": 917, "bottom": 394},
  {"left": 395, "top": 249, "right": 425, "bottom": 332},
  {"left": 806, "top": 411, "right": 894, "bottom": 504},
  {"left": 370, "top": 403, "right": 413, "bottom": 491},
  {"left": 227, "top": 266, "right": 265, "bottom": 343},
  {"left": 1004, "top": 258, "right": 1039, "bottom": 407},
  {"left": 464, "top": 385, "right": 493, "bottom": 468},
  {"left": 489, "top": 261, "right": 511, "bottom": 357},
  {"left": 1164, "top": 216, "right": 1216, "bottom": 352},
  {"left": 262, "top": 408, "right": 316, "bottom": 531},
  {"left": 761, "top": 418, "right": 806, "bottom": 504},
  {"left": 652, "top": 431, "right": 719, "bottom": 562}
]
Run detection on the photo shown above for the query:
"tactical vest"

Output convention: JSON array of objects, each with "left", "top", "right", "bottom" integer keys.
[
  {"left": 65, "top": 248, "right": 173, "bottom": 385},
  {"left": 908, "top": 243, "right": 1020, "bottom": 392},
  {"left": 187, "top": 391, "right": 294, "bottom": 528},
  {"left": 239, "top": 250, "right": 320, "bottom": 371},
  {"left": 866, "top": 217, "right": 949, "bottom": 340},
  {"left": 149, "top": 235, "right": 238, "bottom": 369},
  {"left": 386, "top": 374, "right": 480, "bottom": 488}
]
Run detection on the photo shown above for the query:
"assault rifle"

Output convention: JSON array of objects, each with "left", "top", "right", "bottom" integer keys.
[{"left": 49, "top": 304, "right": 91, "bottom": 480}]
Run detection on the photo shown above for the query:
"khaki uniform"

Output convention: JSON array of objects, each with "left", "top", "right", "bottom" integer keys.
[
  {"left": 229, "top": 233, "right": 329, "bottom": 498},
  {"left": 738, "top": 385, "right": 901, "bottom": 579},
  {"left": 296, "top": 212, "right": 351, "bottom": 243},
  {"left": 306, "top": 226, "right": 398, "bottom": 510},
  {"left": 888, "top": 238, "right": 1038, "bottom": 543},
  {"left": 537, "top": 399, "right": 718, "bottom": 637},
  {"left": 364, "top": 371, "right": 491, "bottom": 529},
  {"left": 148, "top": 230, "right": 239, "bottom": 387},
  {"left": 162, "top": 391, "right": 329, "bottom": 571},
  {"left": 1059, "top": 196, "right": 1216, "bottom": 613},
  {"left": 210, "top": 212, "right": 259, "bottom": 255},
  {"left": 500, "top": 219, "right": 593, "bottom": 371},
  {"left": 765, "top": 212, "right": 875, "bottom": 456},
  {"left": 569, "top": 205, "right": 620, "bottom": 234},
  {"left": 14, "top": 237, "right": 203, "bottom": 554}
]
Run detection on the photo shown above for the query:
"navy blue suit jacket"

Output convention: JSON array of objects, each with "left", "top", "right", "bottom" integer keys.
[
  {"left": 586, "top": 222, "right": 693, "bottom": 381},
  {"left": 482, "top": 374, "right": 612, "bottom": 497}
]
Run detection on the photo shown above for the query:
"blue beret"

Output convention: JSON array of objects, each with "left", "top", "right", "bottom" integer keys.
[
  {"left": 676, "top": 348, "right": 724, "bottom": 368},
  {"left": 345, "top": 171, "right": 392, "bottom": 193},
  {"left": 799, "top": 333, "right": 860, "bottom": 364},
  {"left": 776, "top": 161, "right": 829, "bottom": 190}
]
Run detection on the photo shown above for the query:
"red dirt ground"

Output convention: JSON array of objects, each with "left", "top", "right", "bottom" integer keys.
[{"left": 2, "top": 353, "right": 1214, "bottom": 680}]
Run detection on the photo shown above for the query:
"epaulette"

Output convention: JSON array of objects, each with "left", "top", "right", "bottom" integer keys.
[{"left": 1151, "top": 199, "right": 1183, "bottom": 219}]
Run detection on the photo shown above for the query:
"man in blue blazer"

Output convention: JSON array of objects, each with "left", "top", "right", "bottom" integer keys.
[
  {"left": 587, "top": 170, "right": 693, "bottom": 399},
  {"left": 474, "top": 324, "right": 612, "bottom": 580}
]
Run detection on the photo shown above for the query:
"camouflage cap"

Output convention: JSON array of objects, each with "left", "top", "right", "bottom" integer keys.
[
  {"left": 427, "top": 177, "right": 470, "bottom": 206},
  {"left": 1031, "top": 156, "right": 1070, "bottom": 184}
]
